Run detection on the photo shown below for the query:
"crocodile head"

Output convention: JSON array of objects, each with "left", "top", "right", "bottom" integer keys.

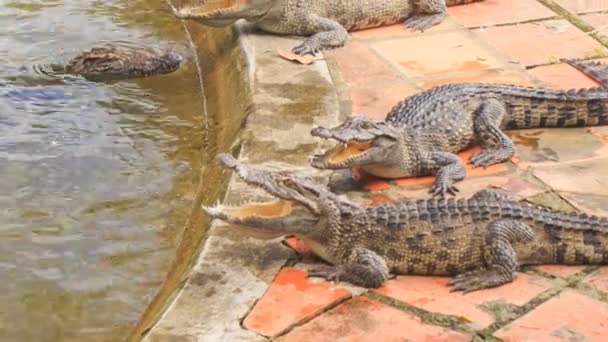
[
  {"left": 65, "top": 47, "right": 183, "bottom": 80},
  {"left": 172, "top": 0, "right": 275, "bottom": 27},
  {"left": 203, "top": 153, "right": 358, "bottom": 240},
  {"left": 310, "top": 116, "right": 407, "bottom": 177}
]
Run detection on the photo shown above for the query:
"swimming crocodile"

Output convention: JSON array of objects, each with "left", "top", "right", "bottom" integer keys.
[
  {"left": 42, "top": 46, "right": 183, "bottom": 80},
  {"left": 203, "top": 153, "right": 608, "bottom": 292},
  {"left": 171, "top": 0, "right": 482, "bottom": 55},
  {"left": 310, "top": 59, "right": 608, "bottom": 197}
]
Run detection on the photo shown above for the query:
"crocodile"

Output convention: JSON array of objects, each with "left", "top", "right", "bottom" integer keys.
[
  {"left": 171, "top": 0, "right": 482, "bottom": 55},
  {"left": 203, "top": 153, "right": 608, "bottom": 292},
  {"left": 42, "top": 46, "right": 183, "bottom": 81},
  {"left": 310, "top": 59, "right": 608, "bottom": 197}
]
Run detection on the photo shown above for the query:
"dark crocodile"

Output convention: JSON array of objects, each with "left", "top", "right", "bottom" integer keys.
[
  {"left": 171, "top": 0, "right": 482, "bottom": 55},
  {"left": 310, "top": 59, "right": 608, "bottom": 197},
  {"left": 40, "top": 46, "right": 183, "bottom": 81},
  {"left": 204, "top": 153, "right": 608, "bottom": 292}
]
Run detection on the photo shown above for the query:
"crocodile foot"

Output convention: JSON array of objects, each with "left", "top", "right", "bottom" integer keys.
[
  {"left": 449, "top": 269, "right": 512, "bottom": 293},
  {"left": 292, "top": 42, "right": 320, "bottom": 56},
  {"left": 307, "top": 265, "right": 346, "bottom": 282},
  {"left": 469, "top": 148, "right": 512, "bottom": 168},
  {"left": 430, "top": 179, "right": 459, "bottom": 198},
  {"left": 403, "top": 13, "right": 446, "bottom": 32}
]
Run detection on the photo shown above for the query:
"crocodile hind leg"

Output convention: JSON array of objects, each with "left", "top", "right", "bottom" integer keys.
[
  {"left": 403, "top": 0, "right": 447, "bottom": 31},
  {"left": 563, "top": 58, "right": 608, "bottom": 88},
  {"left": 449, "top": 219, "right": 535, "bottom": 292},
  {"left": 469, "top": 98, "right": 515, "bottom": 167},
  {"left": 292, "top": 15, "right": 348, "bottom": 55},
  {"left": 307, "top": 248, "right": 389, "bottom": 288}
]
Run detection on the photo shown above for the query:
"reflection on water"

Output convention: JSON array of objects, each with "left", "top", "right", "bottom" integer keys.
[{"left": 0, "top": 0, "right": 221, "bottom": 340}]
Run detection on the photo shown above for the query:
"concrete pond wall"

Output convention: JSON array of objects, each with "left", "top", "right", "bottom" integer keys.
[{"left": 129, "top": 21, "right": 346, "bottom": 341}]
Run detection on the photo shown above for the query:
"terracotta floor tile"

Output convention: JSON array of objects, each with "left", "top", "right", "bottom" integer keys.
[
  {"left": 532, "top": 158, "right": 608, "bottom": 196},
  {"left": 556, "top": 0, "right": 608, "bottom": 13},
  {"left": 333, "top": 41, "right": 400, "bottom": 86},
  {"left": 285, "top": 237, "right": 313, "bottom": 257},
  {"left": 448, "top": 0, "right": 555, "bottom": 28},
  {"left": 474, "top": 20, "right": 607, "bottom": 66},
  {"left": 277, "top": 296, "right": 470, "bottom": 342},
  {"left": 351, "top": 18, "right": 460, "bottom": 40},
  {"left": 582, "top": 12, "right": 608, "bottom": 38},
  {"left": 510, "top": 128, "right": 608, "bottom": 168},
  {"left": 528, "top": 62, "right": 601, "bottom": 89},
  {"left": 421, "top": 69, "right": 534, "bottom": 89},
  {"left": 243, "top": 268, "right": 351, "bottom": 337},
  {"left": 371, "top": 31, "right": 505, "bottom": 78},
  {"left": 495, "top": 290, "right": 608, "bottom": 341},
  {"left": 375, "top": 274, "right": 550, "bottom": 328},
  {"left": 350, "top": 82, "right": 418, "bottom": 121},
  {"left": 583, "top": 267, "right": 608, "bottom": 293},
  {"left": 535, "top": 265, "right": 587, "bottom": 278}
]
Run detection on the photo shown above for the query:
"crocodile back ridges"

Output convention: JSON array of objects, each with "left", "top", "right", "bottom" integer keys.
[{"left": 367, "top": 198, "right": 608, "bottom": 233}]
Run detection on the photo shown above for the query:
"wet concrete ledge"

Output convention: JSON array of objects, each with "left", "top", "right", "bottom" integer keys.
[{"left": 141, "top": 23, "right": 344, "bottom": 341}]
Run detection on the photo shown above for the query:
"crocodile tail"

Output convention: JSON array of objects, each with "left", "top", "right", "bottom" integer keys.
[
  {"left": 446, "top": 0, "right": 483, "bottom": 6},
  {"left": 563, "top": 58, "right": 608, "bottom": 88},
  {"left": 501, "top": 85, "right": 608, "bottom": 129}
]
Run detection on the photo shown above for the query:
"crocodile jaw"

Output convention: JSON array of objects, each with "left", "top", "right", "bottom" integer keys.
[
  {"left": 203, "top": 199, "right": 316, "bottom": 239},
  {"left": 172, "top": 1, "right": 272, "bottom": 26},
  {"left": 310, "top": 140, "right": 376, "bottom": 169}
]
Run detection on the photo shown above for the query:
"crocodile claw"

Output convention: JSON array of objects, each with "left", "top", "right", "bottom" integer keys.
[
  {"left": 449, "top": 269, "right": 509, "bottom": 293},
  {"left": 292, "top": 43, "right": 320, "bottom": 56},
  {"left": 429, "top": 181, "right": 459, "bottom": 198},
  {"left": 403, "top": 13, "right": 446, "bottom": 32},
  {"left": 307, "top": 265, "right": 345, "bottom": 282}
]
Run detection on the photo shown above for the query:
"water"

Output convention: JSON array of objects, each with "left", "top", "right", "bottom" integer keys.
[{"left": 0, "top": 0, "right": 221, "bottom": 340}]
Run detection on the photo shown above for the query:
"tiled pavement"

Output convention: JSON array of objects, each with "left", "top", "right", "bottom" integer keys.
[{"left": 238, "top": 1, "right": 608, "bottom": 340}]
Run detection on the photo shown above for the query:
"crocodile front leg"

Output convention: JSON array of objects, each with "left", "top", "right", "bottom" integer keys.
[
  {"left": 470, "top": 98, "right": 515, "bottom": 167},
  {"left": 428, "top": 151, "right": 466, "bottom": 197},
  {"left": 449, "top": 219, "right": 535, "bottom": 292},
  {"left": 307, "top": 248, "right": 389, "bottom": 288},
  {"left": 404, "top": 0, "right": 448, "bottom": 31},
  {"left": 292, "top": 15, "right": 348, "bottom": 55}
]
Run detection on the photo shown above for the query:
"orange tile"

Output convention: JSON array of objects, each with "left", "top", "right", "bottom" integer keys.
[
  {"left": 277, "top": 296, "right": 470, "bottom": 342},
  {"left": 528, "top": 62, "right": 601, "bottom": 89},
  {"left": 375, "top": 274, "right": 550, "bottom": 328},
  {"left": 556, "top": 0, "right": 608, "bottom": 13},
  {"left": 243, "top": 268, "right": 351, "bottom": 337},
  {"left": 350, "top": 82, "right": 418, "bottom": 121},
  {"left": 395, "top": 175, "right": 435, "bottom": 187},
  {"left": 583, "top": 267, "right": 608, "bottom": 293},
  {"left": 535, "top": 265, "right": 587, "bottom": 278},
  {"left": 285, "top": 237, "right": 313, "bottom": 257},
  {"left": 421, "top": 70, "right": 534, "bottom": 89},
  {"left": 370, "top": 31, "right": 505, "bottom": 78},
  {"left": 474, "top": 20, "right": 607, "bottom": 66},
  {"left": 333, "top": 41, "right": 400, "bottom": 86},
  {"left": 448, "top": 0, "right": 555, "bottom": 28},
  {"left": 495, "top": 290, "right": 608, "bottom": 341}
]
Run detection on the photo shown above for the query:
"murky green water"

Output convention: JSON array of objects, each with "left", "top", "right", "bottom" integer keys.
[{"left": 0, "top": 1, "right": 223, "bottom": 340}]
